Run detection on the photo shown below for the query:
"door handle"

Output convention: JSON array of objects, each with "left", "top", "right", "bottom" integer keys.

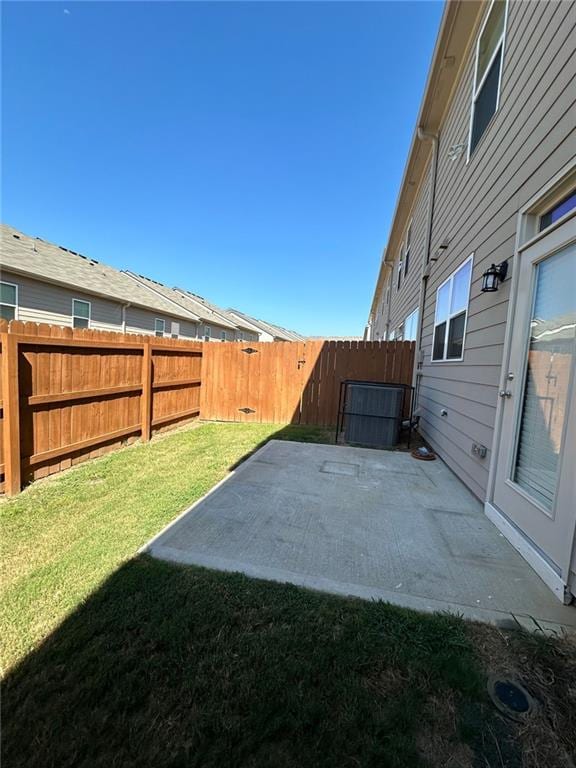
[{"left": 499, "top": 390, "right": 512, "bottom": 398}]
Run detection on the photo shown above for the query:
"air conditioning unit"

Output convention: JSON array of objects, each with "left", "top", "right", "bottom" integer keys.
[{"left": 343, "top": 384, "right": 404, "bottom": 448}]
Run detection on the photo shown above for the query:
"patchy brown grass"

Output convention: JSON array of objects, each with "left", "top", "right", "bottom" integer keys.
[{"left": 468, "top": 624, "right": 576, "bottom": 768}]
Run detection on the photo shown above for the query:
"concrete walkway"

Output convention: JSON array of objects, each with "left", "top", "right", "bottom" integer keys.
[{"left": 145, "top": 440, "right": 576, "bottom": 632}]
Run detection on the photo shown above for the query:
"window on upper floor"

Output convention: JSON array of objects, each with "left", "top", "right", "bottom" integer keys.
[
  {"left": 237, "top": 330, "right": 243, "bottom": 342},
  {"left": 154, "top": 318, "right": 165, "bottom": 337},
  {"left": 204, "top": 325, "right": 211, "bottom": 341},
  {"left": 404, "top": 308, "right": 419, "bottom": 341},
  {"left": 389, "top": 328, "right": 396, "bottom": 341},
  {"left": 397, "top": 246, "right": 403, "bottom": 291},
  {"left": 1, "top": 281, "right": 18, "bottom": 321},
  {"left": 72, "top": 299, "right": 91, "bottom": 329},
  {"left": 432, "top": 255, "right": 473, "bottom": 362},
  {"left": 404, "top": 223, "right": 412, "bottom": 276},
  {"left": 221, "top": 330, "right": 227, "bottom": 342},
  {"left": 469, "top": 0, "right": 507, "bottom": 157}
]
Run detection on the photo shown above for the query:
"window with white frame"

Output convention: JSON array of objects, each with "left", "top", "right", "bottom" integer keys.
[
  {"left": 204, "top": 325, "right": 211, "bottom": 341},
  {"left": 403, "top": 307, "right": 419, "bottom": 341},
  {"left": 397, "top": 245, "right": 403, "bottom": 291},
  {"left": 72, "top": 299, "right": 91, "bottom": 329},
  {"left": 237, "top": 330, "right": 243, "bottom": 341},
  {"left": 469, "top": 0, "right": 507, "bottom": 156},
  {"left": 154, "top": 318, "right": 165, "bottom": 337},
  {"left": 389, "top": 328, "right": 396, "bottom": 341},
  {"left": 404, "top": 222, "right": 412, "bottom": 276},
  {"left": 221, "top": 330, "right": 227, "bottom": 342},
  {"left": 1, "top": 281, "right": 18, "bottom": 321},
  {"left": 432, "top": 255, "right": 473, "bottom": 361}
]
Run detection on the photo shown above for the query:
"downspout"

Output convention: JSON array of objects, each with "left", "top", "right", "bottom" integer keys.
[
  {"left": 413, "top": 126, "right": 439, "bottom": 392},
  {"left": 384, "top": 264, "right": 393, "bottom": 340},
  {"left": 121, "top": 302, "right": 131, "bottom": 334}
]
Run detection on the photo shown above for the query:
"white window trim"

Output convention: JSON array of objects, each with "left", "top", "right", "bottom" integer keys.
[
  {"left": 221, "top": 330, "right": 227, "bottom": 342},
  {"left": 72, "top": 298, "right": 91, "bottom": 329},
  {"left": 154, "top": 318, "right": 166, "bottom": 337},
  {"left": 204, "top": 325, "right": 211, "bottom": 340},
  {"left": 431, "top": 253, "right": 474, "bottom": 363},
  {"left": 466, "top": 0, "right": 509, "bottom": 162},
  {"left": 397, "top": 243, "right": 404, "bottom": 291},
  {"left": 1, "top": 281, "right": 18, "bottom": 320},
  {"left": 404, "top": 221, "right": 412, "bottom": 276},
  {"left": 404, "top": 306, "right": 419, "bottom": 342}
]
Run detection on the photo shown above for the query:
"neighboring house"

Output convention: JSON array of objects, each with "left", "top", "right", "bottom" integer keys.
[
  {"left": 172, "top": 288, "right": 260, "bottom": 343},
  {"left": 0, "top": 224, "right": 201, "bottom": 337},
  {"left": 0, "top": 225, "right": 270, "bottom": 343},
  {"left": 227, "top": 308, "right": 305, "bottom": 342},
  {"left": 124, "top": 273, "right": 257, "bottom": 342},
  {"left": 366, "top": 0, "right": 576, "bottom": 603}
]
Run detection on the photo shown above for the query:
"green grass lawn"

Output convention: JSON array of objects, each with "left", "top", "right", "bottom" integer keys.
[
  {"left": 1, "top": 421, "right": 332, "bottom": 671},
  {"left": 2, "top": 421, "right": 575, "bottom": 767}
]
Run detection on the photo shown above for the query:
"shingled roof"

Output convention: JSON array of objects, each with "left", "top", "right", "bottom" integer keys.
[
  {"left": 125, "top": 273, "right": 238, "bottom": 331},
  {"left": 0, "top": 224, "right": 201, "bottom": 322},
  {"left": 227, "top": 308, "right": 304, "bottom": 342}
]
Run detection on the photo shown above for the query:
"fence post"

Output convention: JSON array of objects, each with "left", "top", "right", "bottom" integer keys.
[
  {"left": 141, "top": 340, "right": 153, "bottom": 442},
  {"left": 2, "top": 332, "right": 22, "bottom": 496}
]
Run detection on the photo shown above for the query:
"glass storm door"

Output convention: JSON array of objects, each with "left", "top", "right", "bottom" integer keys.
[{"left": 493, "top": 217, "right": 576, "bottom": 579}]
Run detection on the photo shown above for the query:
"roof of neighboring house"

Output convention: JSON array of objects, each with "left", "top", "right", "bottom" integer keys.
[
  {"left": 0, "top": 224, "right": 201, "bottom": 322},
  {"left": 125, "top": 273, "right": 238, "bottom": 331},
  {"left": 172, "top": 287, "right": 257, "bottom": 333},
  {"left": 227, "top": 308, "right": 305, "bottom": 342}
]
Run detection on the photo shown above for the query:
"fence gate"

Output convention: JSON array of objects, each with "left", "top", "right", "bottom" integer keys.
[
  {"left": 200, "top": 342, "right": 306, "bottom": 423},
  {"left": 200, "top": 340, "right": 415, "bottom": 427}
]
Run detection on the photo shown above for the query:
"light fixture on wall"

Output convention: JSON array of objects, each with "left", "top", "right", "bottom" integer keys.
[
  {"left": 481, "top": 261, "right": 508, "bottom": 292},
  {"left": 431, "top": 239, "right": 449, "bottom": 262},
  {"left": 447, "top": 143, "right": 466, "bottom": 161}
]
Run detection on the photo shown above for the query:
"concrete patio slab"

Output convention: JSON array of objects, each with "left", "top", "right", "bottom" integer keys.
[{"left": 144, "top": 440, "right": 576, "bottom": 632}]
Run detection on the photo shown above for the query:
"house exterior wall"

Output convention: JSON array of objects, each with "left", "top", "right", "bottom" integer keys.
[
  {"left": 1, "top": 271, "right": 123, "bottom": 331},
  {"left": 388, "top": 162, "right": 431, "bottom": 340},
  {"left": 369, "top": 0, "right": 576, "bottom": 501},
  {"left": 1, "top": 271, "right": 201, "bottom": 339},
  {"left": 417, "top": 0, "right": 575, "bottom": 500}
]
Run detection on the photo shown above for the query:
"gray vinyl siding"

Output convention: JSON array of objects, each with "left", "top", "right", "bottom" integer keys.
[
  {"left": 125, "top": 306, "right": 197, "bottom": 338},
  {"left": 388, "top": 163, "right": 431, "bottom": 337},
  {"left": 1, "top": 271, "right": 123, "bottom": 331},
  {"left": 416, "top": 0, "right": 576, "bottom": 499},
  {"left": 1, "top": 271, "right": 203, "bottom": 338}
]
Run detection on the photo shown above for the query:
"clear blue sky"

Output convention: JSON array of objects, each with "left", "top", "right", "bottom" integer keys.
[{"left": 2, "top": 1, "right": 443, "bottom": 337}]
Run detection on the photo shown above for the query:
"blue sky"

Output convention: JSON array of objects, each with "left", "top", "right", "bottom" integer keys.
[{"left": 2, "top": 1, "right": 443, "bottom": 336}]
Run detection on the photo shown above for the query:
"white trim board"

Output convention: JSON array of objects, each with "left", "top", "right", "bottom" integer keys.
[{"left": 485, "top": 502, "right": 572, "bottom": 605}]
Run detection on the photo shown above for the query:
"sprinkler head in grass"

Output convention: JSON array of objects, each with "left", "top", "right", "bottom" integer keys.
[{"left": 487, "top": 675, "right": 538, "bottom": 722}]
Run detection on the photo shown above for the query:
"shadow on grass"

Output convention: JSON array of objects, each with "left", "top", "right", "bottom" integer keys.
[{"left": 3, "top": 555, "right": 504, "bottom": 768}]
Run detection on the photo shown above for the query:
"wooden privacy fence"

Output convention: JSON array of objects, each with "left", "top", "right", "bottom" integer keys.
[
  {"left": 0, "top": 320, "right": 203, "bottom": 496},
  {"left": 201, "top": 340, "right": 415, "bottom": 426}
]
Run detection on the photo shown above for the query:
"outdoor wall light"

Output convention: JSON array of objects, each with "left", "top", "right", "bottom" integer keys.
[
  {"left": 431, "top": 239, "right": 449, "bottom": 262},
  {"left": 447, "top": 143, "right": 466, "bottom": 161},
  {"left": 481, "top": 260, "right": 508, "bottom": 292}
]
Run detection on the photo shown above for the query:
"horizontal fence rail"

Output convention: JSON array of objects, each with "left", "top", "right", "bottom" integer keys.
[
  {"left": 0, "top": 320, "right": 203, "bottom": 496},
  {"left": 0, "top": 322, "right": 414, "bottom": 496}
]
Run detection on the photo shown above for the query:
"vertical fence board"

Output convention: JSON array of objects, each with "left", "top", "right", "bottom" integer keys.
[{"left": 1, "top": 332, "right": 21, "bottom": 496}]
